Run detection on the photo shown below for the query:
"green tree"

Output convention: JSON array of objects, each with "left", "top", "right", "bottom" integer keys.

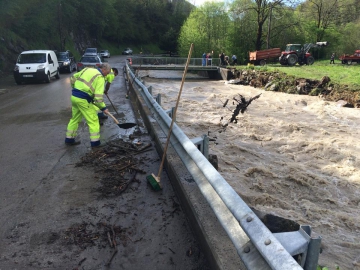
[
  {"left": 337, "top": 21, "right": 360, "bottom": 54},
  {"left": 178, "top": 2, "right": 230, "bottom": 58},
  {"left": 336, "top": 0, "right": 360, "bottom": 24},
  {"left": 230, "top": 0, "right": 302, "bottom": 51},
  {"left": 298, "top": 0, "right": 343, "bottom": 41},
  {"left": 228, "top": 0, "right": 257, "bottom": 62}
]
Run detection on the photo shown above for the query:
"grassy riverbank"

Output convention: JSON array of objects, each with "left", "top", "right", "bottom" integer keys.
[{"left": 241, "top": 60, "right": 360, "bottom": 92}]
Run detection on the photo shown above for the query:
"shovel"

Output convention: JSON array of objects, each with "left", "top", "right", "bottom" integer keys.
[{"left": 105, "top": 112, "right": 137, "bottom": 129}]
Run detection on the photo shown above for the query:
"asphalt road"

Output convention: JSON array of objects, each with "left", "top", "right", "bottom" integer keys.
[{"left": 0, "top": 56, "right": 209, "bottom": 269}]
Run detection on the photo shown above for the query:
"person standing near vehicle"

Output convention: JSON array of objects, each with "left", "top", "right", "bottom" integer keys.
[
  {"left": 98, "top": 67, "right": 119, "bottom": 119},
  {"left": 65, "top": 63, "right": 111, "bottom": 147},
  {"left": 330, "top": 53, "right": 335, "bottom": 64}
]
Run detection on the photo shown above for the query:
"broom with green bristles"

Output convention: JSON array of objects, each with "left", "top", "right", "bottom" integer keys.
[{"left": 147, "top": 43, "right": 194, "bottom": 191}]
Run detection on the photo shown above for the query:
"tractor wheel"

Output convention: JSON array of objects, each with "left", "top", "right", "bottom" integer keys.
[
  {"left": 279, "top": 59, "right": 287, "bottom": 65},
  {"left": 279, "top": 56, "right": 287, "bottom": 65},
  {"left": 287, "top": 54, "right": 298, "bottom": 66},
  {"left": 306, "top": 56, "right": 315, "bottom": 65},
  {"left": 260, "top": 60, "right": 266, "bottom": 66}
]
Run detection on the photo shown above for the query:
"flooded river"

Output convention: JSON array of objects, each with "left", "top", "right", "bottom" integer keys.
[{"left": 140, "top": 70, "right": 360, "bottom": 270}]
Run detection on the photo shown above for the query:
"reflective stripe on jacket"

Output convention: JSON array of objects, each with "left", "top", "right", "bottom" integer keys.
[{"left": 71, "top": 68, "right": 106, "bottom": 110}]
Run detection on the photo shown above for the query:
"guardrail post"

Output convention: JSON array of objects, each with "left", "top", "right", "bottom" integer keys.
[
  {"left": 148, "top": 86, "right": 152, "bottom": 94},
  {"left": 156, "top": 93, "right": 161, "bottom": 105},
  {"left": 165, "top": 107, "right": 175, "bottom": 120},
  {"left": 303, "top": 226, "right": 322, "bottom": 270},
  {"left": 190, "top": 134, "right": 209, "bottom": 159},
  {"left": 273, "top": 225, "right": 321, "bottom": 270}
]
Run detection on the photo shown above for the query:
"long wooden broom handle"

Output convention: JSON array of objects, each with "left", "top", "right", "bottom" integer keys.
[
  {"left": 156, "top": 43, "right": 194, "bottom": 178},
  {"left": 105, "top": 111, "right": 120, "bottom": 124}
]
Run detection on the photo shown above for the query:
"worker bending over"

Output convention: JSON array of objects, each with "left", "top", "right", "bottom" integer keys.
[
  {"left": 65, "top": 63, "right": 111, "bottom": 147},
  {"left": 98, "top": 68, "right": 119, "bottom": 119}
]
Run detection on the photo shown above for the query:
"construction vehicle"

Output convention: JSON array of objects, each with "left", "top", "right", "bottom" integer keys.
[
  {"left": 249, "top": 48, "right": 282, "bottom": 66},
  {"left": 339, "top": 50, "right": 360, "bottom": 64},
  {"left": 279, "top": 42, "right": 328, "bottom": 66}
]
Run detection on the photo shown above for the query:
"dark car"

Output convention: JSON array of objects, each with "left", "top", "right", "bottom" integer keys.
[
  {"left": 76, "top": 55, "right": 103, "bottom": 71},
  {"left": 122, "top": 48, "right": 133, "bottom": 55},
  {"left": 56, "top": 51, "right": 76, "bottom": 73},
  {"left": 83, "top": 48, "right": 98, "bottom": 56}
]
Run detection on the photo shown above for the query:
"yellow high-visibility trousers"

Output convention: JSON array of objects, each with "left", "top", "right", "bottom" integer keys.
[{"left": 65, "top": 96, "right": 101, "bottom": 147}]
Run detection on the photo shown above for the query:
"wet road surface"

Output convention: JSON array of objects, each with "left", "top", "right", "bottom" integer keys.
[{"left": 0, "top": 56, "right": 209, "bottom": 269}]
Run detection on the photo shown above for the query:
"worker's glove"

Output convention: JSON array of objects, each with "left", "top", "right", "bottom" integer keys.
[{"left": 104, "top": 90, "right": 108, "bottom": 95}]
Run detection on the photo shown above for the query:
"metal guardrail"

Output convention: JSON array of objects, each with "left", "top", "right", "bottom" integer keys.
[
  {"left": 125, "top": 63, "right": 321, "bottom": 270},
  {"left": 131, "top": 56, "right": 220, "bottom": 66}
]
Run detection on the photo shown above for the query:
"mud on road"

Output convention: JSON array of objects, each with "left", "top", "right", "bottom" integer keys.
[{"left": 0, "top": 138, "right": 208, "bottom": 269}]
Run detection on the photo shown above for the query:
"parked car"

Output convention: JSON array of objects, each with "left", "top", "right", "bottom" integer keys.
[
  {"left": 122, "top": 48, "right": 133, "bottom": 55},
  {"left": 76, "top": 55, "right": 103, "bottom": 71},
  {"left": 56, "top": 50, "right": 77, "bottom": 73},
  {"left": 100, "top": 50, "right": 110, "bottom": 58},
  {"left": 13, "top": 50, "right": 60, "bottom": 84},
  {"left": 83, "top": 47, "right": 98, "bottom": 56}
]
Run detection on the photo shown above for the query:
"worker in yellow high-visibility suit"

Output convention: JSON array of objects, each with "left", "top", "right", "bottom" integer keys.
[
  {"left": 98, "top": 67, "right": 119, "bottom": 120},
  {"left": 65, "top": 63, "right": 111, "bottom": 147},
  {"left": 105, "top": 68, "right": 119, "bottom": 94}
]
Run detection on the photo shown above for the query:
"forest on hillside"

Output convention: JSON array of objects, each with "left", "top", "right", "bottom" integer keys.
[
  {"left": 0, "top": 0, "right": 192, "bottom": 74},
  {"left": 1, "top": 0, "right": 360, "bottom": 73},
  {"left": 178, "top": 0, "right": 360, "bottom": 63}
]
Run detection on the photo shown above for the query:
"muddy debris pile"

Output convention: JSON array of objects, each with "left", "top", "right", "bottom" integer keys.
[
  {"left": 62, "top": 221, "right": 128, "bottom": 267},
  {"left": 63, "top": 222, "right": 127, "bottom": 250},
  {"left": 76, "top": 139, "right": 152, "bottom": 198},
  {"left": 227, "top": 68, "right": 360, "bottom": 108}
]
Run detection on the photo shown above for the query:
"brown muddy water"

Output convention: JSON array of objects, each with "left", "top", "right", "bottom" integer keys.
[{"left": 140, "top": 70, "right": 360, "bottom": 270}]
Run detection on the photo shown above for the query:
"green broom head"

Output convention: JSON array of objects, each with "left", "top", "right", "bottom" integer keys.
[{"left": 146, "top": 173, "right": 162, "bottom": 191}]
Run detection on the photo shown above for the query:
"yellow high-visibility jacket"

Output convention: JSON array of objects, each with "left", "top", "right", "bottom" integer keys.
[
  {"left": 71, "top": 68, "right": 106, "bottom": 110},
  {"left": 105, "top": 68, "right": 116, "bottom": 84}
]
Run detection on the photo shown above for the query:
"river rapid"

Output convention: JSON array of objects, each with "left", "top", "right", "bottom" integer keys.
[{"left": 140, "top": 70, "right": 360, "bottom": 270}]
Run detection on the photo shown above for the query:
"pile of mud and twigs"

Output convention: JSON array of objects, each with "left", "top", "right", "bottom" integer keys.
[
  {"left": 63, "top": 221, "right": 130, "bottom": 250},
  {"left": 76, "top": 139, "right": 152, "bottom": 198}
]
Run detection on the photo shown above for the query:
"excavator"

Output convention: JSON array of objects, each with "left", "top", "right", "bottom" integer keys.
[{"left": 279, "top": 41, "right": 328, "bottom": 66}]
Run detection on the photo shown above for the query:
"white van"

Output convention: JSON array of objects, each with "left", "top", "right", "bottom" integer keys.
[{"left": 13, "top": 50, "right": 60, "bottom": 84}]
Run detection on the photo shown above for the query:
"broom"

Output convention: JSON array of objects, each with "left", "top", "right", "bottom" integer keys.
[{"left": 147, "top": 43, "right": 194, "bottom": 191}]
